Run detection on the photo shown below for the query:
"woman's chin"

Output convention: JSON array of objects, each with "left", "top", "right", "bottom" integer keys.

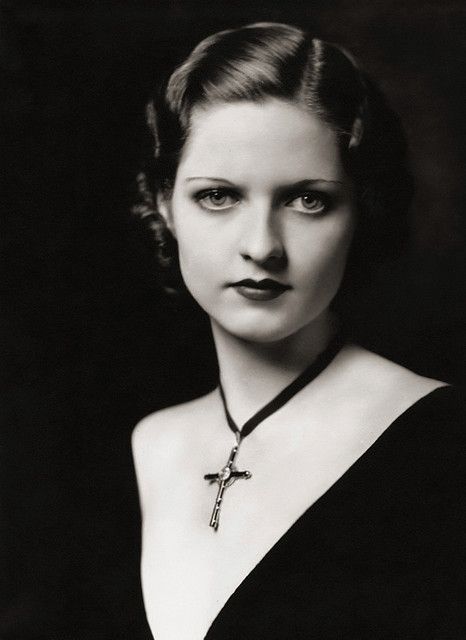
[{"left": 212, "top": 317, "right": 308, "bottom": 345}]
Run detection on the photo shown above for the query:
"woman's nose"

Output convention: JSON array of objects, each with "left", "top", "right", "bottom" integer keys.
[{"left": 239, "top": 208, "right": 286, "bottom": 268}]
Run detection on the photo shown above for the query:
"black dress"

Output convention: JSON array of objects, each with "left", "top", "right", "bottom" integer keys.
[{"left": 142, "top": 386, "right": 466, "bottom": 639}]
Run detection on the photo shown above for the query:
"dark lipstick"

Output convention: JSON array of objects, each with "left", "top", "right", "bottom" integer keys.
[{"left": 230, "top": 278, "right": 291, "bottom": 301}]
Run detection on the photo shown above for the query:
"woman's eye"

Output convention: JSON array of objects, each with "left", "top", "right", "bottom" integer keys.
[
  {"left": 196, "top": 189, "right": 239, "bottom": 211},
  {"left": 286, "top": 192, "right": 330, "bottom": 215}
]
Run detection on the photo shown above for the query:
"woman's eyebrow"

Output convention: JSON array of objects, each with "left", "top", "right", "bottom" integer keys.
[
  {"left": 185, "top": 177, "right": 236, "bottom": 185},
  {"left": 184, "top": 177, "right": 344, "bottom": 187},
  {"left": 284, "top": 179, "right": 345, "bottom": 188}
]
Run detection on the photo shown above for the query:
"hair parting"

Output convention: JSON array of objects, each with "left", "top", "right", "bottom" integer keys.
[{"left": 133, "top": 22, "right": 413, "bottom": 308}]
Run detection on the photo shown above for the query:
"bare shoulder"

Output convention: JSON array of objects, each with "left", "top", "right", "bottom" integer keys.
[
  {"left": 131, "top": 390, "right": 218, "bottom": 492},
  {"left": 132, "top": 389, "right": 217, "bottom": 460},
  {"left": 343, "top": 344, "right": 446, "bottom": 389},
  {"left": 337, "top": 343, "right": 448, "bottom": 419}
]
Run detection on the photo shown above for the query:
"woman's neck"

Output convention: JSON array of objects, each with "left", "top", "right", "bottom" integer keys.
[{"left": 211, "top": 311, "right": 338, "bottom": 426}]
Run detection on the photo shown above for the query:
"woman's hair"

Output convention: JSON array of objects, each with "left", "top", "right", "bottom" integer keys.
[{"left": 134, "top": 22, "right": 413, "bottom": 299}]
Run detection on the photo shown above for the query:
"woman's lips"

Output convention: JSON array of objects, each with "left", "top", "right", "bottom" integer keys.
[{"left": 229, "top": 278, "right": 291, "bottom": 301}]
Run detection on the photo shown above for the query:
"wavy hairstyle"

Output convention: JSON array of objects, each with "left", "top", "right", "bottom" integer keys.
[{"left": 133, "top": 22, "right": 413, "bottom": 300}]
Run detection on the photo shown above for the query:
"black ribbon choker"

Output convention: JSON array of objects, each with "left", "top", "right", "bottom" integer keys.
[{"left": 203, "top": 332, "right": 345, "bottom": 530}]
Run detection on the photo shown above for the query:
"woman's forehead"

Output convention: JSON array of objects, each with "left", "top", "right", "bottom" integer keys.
[{"left": 176, "top": 99, "right": 345, "bottom": 186}]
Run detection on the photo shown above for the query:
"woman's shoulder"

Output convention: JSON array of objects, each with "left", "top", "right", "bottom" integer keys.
[
  {"left": 334, "top": 344, "right": 462, "bottom": 432},
  {"left": 339, "top": 343, "right": 448, "bottom": 402},
  {"left": 336, "top": 345, "right": 465, "bottom": 474},
  {"left": 131, "top": 390, "right": 221, "bottom": 511},
  {"left": 131, "top": 390, "right": 218, "bottom": 462}
]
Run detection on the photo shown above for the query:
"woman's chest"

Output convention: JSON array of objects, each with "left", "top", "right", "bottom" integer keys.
[{"left": 140, "top": 410, "right": 387, "bottom": 640}]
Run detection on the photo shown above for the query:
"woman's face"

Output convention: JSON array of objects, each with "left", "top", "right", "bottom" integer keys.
[{"left": 161, "top": 98, "right": 355, "bottom": 343}]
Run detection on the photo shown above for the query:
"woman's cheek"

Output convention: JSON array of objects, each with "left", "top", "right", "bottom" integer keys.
[
  {"left": 293, "top": 220, "right": 353, "bottom": 300},
  {"left": 177, "top": 236, "right": 216, "bottom": 305}
]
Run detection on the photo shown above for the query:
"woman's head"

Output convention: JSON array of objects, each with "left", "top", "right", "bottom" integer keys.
[
  {"left": 135, "top": 22, "right": 413, "bottom": 336},
  {"left": 163, "top": 98, "right": 355, "bottom": 343}
]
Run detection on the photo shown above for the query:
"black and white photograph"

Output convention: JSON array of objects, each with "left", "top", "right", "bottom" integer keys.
[{"left": 2, "top": 1, "right": 466, "bottom": 638}]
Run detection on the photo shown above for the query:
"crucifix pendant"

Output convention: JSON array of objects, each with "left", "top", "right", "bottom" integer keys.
[{"left": 204, "top": 443, "right": 252, "bottom": 531}]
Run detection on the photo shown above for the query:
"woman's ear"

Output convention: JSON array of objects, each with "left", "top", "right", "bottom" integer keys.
[{"left": 157, "top": 191, "right": 176, "bottom": 238}]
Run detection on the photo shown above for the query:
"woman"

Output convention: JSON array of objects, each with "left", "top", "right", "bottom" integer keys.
[{"left": 132, "top": 23, "right": 465, "bottom": 640}]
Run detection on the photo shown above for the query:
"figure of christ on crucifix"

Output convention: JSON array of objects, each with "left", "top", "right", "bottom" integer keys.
[{"left": 204, "top": 443, "right": 252, "bottom": 530}]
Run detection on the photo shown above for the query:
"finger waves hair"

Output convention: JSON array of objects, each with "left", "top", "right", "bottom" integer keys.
[{"left": 133, "top": 22, "right": 413, "bottom": 299}]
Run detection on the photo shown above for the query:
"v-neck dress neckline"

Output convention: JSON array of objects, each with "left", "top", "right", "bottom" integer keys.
[
  {"left": 137, "top": 385, "right": 464, "bottom": 640},
  {"left": 204, "top": 385, "right": 455, "bottom": 639}
]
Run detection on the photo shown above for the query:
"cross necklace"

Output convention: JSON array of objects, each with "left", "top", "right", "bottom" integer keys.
[{"left": 204, "top": 332, "right": 344, "bottom": 530}]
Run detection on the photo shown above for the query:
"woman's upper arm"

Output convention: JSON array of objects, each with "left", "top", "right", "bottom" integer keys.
[{"left": 131, "top": 414, "right": 161, "bottom": 514}]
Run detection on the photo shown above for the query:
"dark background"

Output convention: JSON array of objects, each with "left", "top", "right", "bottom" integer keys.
[{"left": 1, "top": 1, "right": 465, "bottom": 638}]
